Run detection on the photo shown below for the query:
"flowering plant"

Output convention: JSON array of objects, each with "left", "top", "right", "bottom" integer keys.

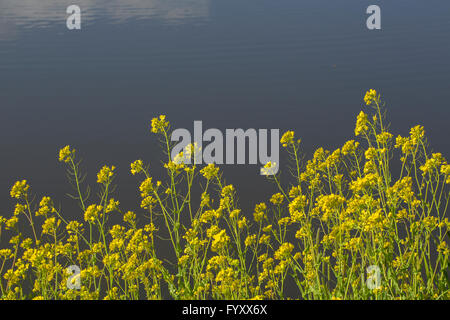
[{"left": 0, "top": 91, "right": 448, "bottom": 300}]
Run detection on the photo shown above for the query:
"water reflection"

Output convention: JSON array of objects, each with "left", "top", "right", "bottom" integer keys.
[{"left": 0, "top": 0, "right": 210, "bottom": 39}]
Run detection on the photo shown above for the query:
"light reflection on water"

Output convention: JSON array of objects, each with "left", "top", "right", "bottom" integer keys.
[{"left": 0, "top": 0, "right": 210, "bottom": 40}]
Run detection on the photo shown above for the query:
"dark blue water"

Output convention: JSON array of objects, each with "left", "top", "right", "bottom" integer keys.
[{"left": 1, "top": 0, "right": 450, "bottom": 218}]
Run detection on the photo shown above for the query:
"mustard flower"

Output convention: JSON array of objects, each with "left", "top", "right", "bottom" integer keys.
[
  {"left": 289, "top": 185, "right": 302, "bottom": 198},
  {"left": 289, "top": 195, "right": 306, "bottom": 222},
  {"left": 5, "top": 216, "right": 19, "bottom": 229},
  {"left": 36, "top": 196, "right": 55, "bottom": 216},
  {"left": 437, "top": 241, "right": 449, "bottom": 256},
  {"left": 280, "top": 131, "right": 295, "bottom": 147},
  {"left": 66, "top": 221, "right": 83, "bottom": 234},
  {"left": 253, "top": 202, "right": 267, "bottom": 222},
  {"left": 123, "top": 211, "right": 136, "bottom": 224},
  {"left": 354, "top": 111, "right": 369, "bottom": 136},
  {"left": 261, "top": 161, "right": 278, "bottom": 175},
  {"left": 14, "top": 203, "right": 27, "bottom": 216},
  {"left": 42, "top": 217, "right": 60, "bottom": 235},
  {"left": 342, "top": 140, "right": 359, "bottom": 156},
  {"left": 395, "top": 135, "right": 414, "bottom": 154},
  {"left": 58, "top": 145, "right": 75, "bottom": 163},
  {"left": 237, "top": 217, "right": 248, "bottom": 229},
  {"left": 141, "top": 196, "right": 156, "bottom": 210},
  {"left": 244, "top": 235, "right": 257, "bottom": 247},
  {"left": 0, "top": 249, "right": 12, "bottom": 259},
  {"left": 97, "top": 165, "right": 115, "bottom": 184},
  {"left": 130, "top": 160, "right": 144, "bottom": 175},
  {"left": 105, "top": 198, "right": 119, "bottom": 213},
  {"left": 200, "top": 163, "right": 219, "bottom": 180},
  {"left": 441, "top": 164, "right": 450, "bottom": 184},
  {"left": 221, "top": 184, "right": 234, "bottom": 198},
  {"left": 10, "top": 180, "right": 30, "bottom": 199},
  {"left": 211, "top": 230, "right": 229, "bottom": 252},
  {"left": 150, "top": 115, "right": 169, "bottom": 134},
  {"left": 364, "top": 89, "right": 378, "bottom": 105},
  {"left": 229, "top": 209, "right": 240, "bottom": 219},
  {"left": 200, "top": 192, "right": 210, "bottom": 208},
  {"left": 274, "top": 242, "right": 294, "bottom": 260},
  {"left": 409, "top": 125, "right": 425, "bottom": 144},
  {"left": 376, "top": 131, "right": 393, "bottom": 145},
  {"left": 178, "top": 255, "right": 190, "bottom": 265},
  {"left": 420, "top": 153, "right": 446, "bottom": 176},
  {"left": 139, "top": 177, "right": 154, "bottom": 198},
  {"left": 84, "top": 204, "right": 103, "bottom": 223},
  {"left": 164, "top": 160, "right": 184, "bottom": 172},
  {"left": 365, "top": 147, "right": 377, "bottom": 160},
  {"left": 259, "top": 234, "right": 270, "bottom": 245},
  {"left": 270, "top": 193, "right": 284, "bottom": 205}
]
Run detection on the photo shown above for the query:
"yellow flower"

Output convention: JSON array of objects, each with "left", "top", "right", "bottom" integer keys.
[
  {"left": 10, "top": 180, "right": 30, "bottom": 199},
  {"left": 437, "top": 241, "right": 449, "bottom": 256},
  {"left": 244, "top": 235, "right": 256, "bottom": 247},
  {"left": 364, "top": 147, "right": 377, "bottom": 160},
  {"left": 278, "top": 217, "right": 290, "bottom": 225},
  {"left": 289, "top": 195, "right": 306, "bottom": 222},
  {"left": 130, "top": 160, "right": 143, "bottom": 175},
  {"left": 164, "top": 160, "right": 184, "bottom": 172},
  {"left": 354, "top": 111, "right": 368, "bottom": 136},
  {"left": 105, "top": 198, "right": 120, "bottom": 213},
  {"left": 200, "top": 163, "right": 219, "bottom": 180},
  {"left": 420, "top": 153, "right": 446, "bottom": 176},
  {"left": 141, "top": 196, "right": 156, "bottom": 210},
  {"left": 66, "top": 220, "right": 83, "bottom": 234},
  {"left": 14, "top": 203, "right": 27, "bottom": 216},
  {"left": 237, "top": 217, "right": 248, "bottom": 229},
  {"left": 289, "top": 185, "right": 302, "bottom": 198},
  {"left": 259, "top": 234, "right": 270, "bottom": 245},
  {"left": 139, "top": 177, "right": 154, "bottom": 198},
  {"left": 84, "top": 205, "right": 103, "bottom": 223},
  {"left": 5, "top": 216, "right": 19, "bottom": 229},
  {"left": 123, "top": 211, "right": 136, "bottom": 224},
  {"left": 274, "top": 242, "right": 294, "bottom": 260},
  {"left": 409, "top": 125, "right": 425, "bottom": 144},
  {"left": 342, "top": 140, "right": 359, "bottom": 155},
  {"left": 221, "top": 184, "right": 234, "bottom": 198},
  {"left": 178, "top": 255, "right": 190, "bottom": 265},
  {"left": 280, "top": 131, "right": 295, "bottom": 147},
  {"left": 261, "top": 161, "right": 278, "bottom": 175},
  {"left": 0, "top": 249, "right": 13, "bottom": 259},
  {"left": 58, "top": 145, "right": 75, "bottom": 163},
  {"left": 211, "top": 230, "right": 229, "bottom": 252},
  {"left": 364, "top": 89, "right": 378, "bottom": 105},
  {"left": 150, "top": 115, "right": 169, "bottom": 134},
  {"left": 441, "top": 164, "right": 450, "bottom": 184},
  {"left": 36, "top": 196, "right": 55, "bottom": 216},
  {"left": 97, "top": 165, "right": 116, "bottom": 184},
  {"left": 376, "top": 131, "right": 393, "bottom": 145},
  {"left": 200, "top": 192, "right": 210, "bottom": 208},
  {"left": 253, "top": 203, "right": 267, "bottom": 222},
  {"left": 270, "top": 193, "right": 284, "bottom": 205},
  {"left": 315, "top": 194, "right": 346, "bottom": 222},
  {"left": 42, "top": 217, "right": 60, "bottom": 235},
  {"left": 229, "top": 209, "right": 240, "bottom": 219}
]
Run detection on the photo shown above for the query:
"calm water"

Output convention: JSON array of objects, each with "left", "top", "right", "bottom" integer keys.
[{"left": 1, "top": 0, "right": 450, "bottom": 219}]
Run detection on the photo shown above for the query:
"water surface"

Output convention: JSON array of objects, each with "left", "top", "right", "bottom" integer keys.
[{"left": 1, "top": 0, "right": 449, "bottom": 218}]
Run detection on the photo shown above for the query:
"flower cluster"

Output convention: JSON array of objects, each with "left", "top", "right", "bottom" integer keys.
[{"left": 0, "top": 91, "right": 448, "bottom": 300}]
